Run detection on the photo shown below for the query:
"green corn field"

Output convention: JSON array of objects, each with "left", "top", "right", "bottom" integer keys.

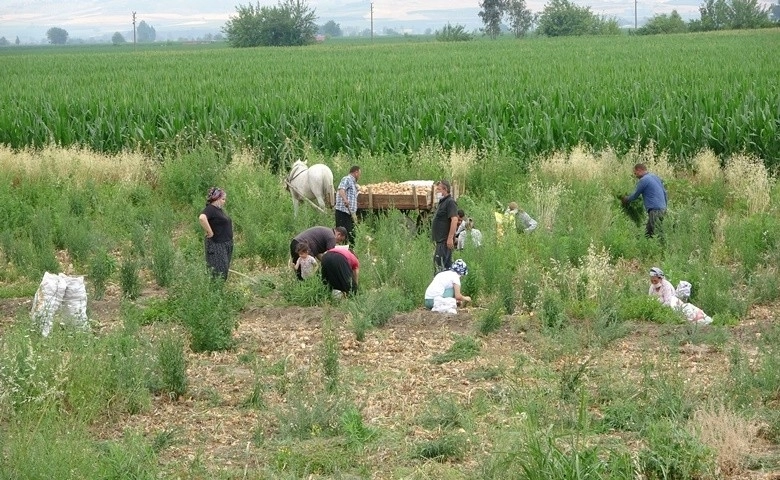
[{"left": 0, "top": 30, "right": 778, "bottom": 167}]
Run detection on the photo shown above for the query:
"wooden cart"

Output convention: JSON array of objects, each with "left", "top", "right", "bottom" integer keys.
[{"left": 356, "top": 181, "right": 437, "bottom": 212}]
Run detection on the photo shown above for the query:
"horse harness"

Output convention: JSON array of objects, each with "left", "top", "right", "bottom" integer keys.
[{"left": 286, "top": 163, "right": 308, "bottom": 187}]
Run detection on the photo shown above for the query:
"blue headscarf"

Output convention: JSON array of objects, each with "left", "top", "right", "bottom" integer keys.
[{"left": 451, "top": 259, "right": 468, "bottom": 276}]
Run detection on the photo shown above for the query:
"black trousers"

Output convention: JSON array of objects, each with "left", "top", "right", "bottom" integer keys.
[
  {"left": 433, "top": 242, "right": 452, "bottom": 275},
  {"left": 646, "top": 209, "right": 666, "bottom": 239},
  {"left": 335, "top": 209, "right": 355, "bottom": 247},
  {"left": 320, "top": 251, "right": 357, "bottom": 294}
]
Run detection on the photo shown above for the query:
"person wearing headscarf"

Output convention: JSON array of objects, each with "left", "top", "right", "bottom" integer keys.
[
  {"left": 424, "top": 259, "right": 471, "bottom": 309},
  {"left": 505, "top": 202, "right": 538, "bottom": 233},
  {"left": 648, "top": 267, "right": 676, "bottom": 306},
  {"left": 198, "top": 187, "right": 233, "bottom": 280}
]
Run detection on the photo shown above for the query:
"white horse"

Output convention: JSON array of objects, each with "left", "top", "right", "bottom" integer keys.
[{"left": 285, "top": 160, "right": 334, "bottom": 217}]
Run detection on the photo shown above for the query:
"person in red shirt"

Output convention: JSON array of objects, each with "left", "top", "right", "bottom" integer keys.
[{"left": 320, "top": 247, "right": 359, "bottom": 297}]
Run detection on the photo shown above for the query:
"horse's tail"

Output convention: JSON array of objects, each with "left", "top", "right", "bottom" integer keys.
[{"left": 323, "top": 168, "right": 335, "bottom": 208}]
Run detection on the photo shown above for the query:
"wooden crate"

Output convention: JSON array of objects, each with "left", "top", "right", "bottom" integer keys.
[{"left": 356, "top": 184, "right": 435, "bottom": 211}]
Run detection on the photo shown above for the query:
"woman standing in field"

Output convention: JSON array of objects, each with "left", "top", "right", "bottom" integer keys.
[{"left": 198, "top": 187, "right": 233, "bottom": 281}]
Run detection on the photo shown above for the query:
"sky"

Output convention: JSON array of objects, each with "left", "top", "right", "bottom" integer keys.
[{"left": 0, "top": 0, "right": 766, "bottom": 42}]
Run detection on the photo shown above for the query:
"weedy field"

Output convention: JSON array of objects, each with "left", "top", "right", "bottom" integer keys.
[
  {"left": 1, "top": 142, "right": 779, "bottom": 478},
  {"left": 1, "top": 29, "right": 780, "bottom": 479}
]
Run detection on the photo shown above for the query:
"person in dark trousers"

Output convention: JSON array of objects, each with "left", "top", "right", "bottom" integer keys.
[
  {"left": 320, "top": 247, "right": 359, "bottom": 297},
  {"left": 290, "top": 226, "right": 347, "bottom": 280},
  {"left": 198, "top": 187, "right": 233, "bottom": 281},
  {"left": 431, "top": 180, "right": 459, "bottom": 274},
  {"left": 334, "top": 165, "right": 361, "bottom": 248},
  {"left": 622, "top": 163, "right": 668, "bottom": 238}
]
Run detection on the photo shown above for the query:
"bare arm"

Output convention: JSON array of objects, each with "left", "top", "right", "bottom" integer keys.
[
  {"left": 198, "top": 213, "right": 213, "bottom": 238},
  {"left": 453, "top": 283, "right": 471, "bottom": 304},
  {"left": 338, "top": 187, "right": 349, "bottom": 204},
  {"left": 353, "top": 267, "right": 359, "bottom": 287},
  {"left": 447, "top": 216, "right": 458, "bottom": 249}
]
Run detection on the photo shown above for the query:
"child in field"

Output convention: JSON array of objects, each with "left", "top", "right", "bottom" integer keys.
[{"left": 293, "top": 243, "right": 318, "bottom": 279}]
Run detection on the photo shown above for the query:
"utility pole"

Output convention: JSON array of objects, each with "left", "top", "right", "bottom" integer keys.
[
  {"left": 370, "top": 3, "right": 374, "bottom": 41},
  {"left": 132, "top": 11, "right": 137, "bottom": 46},
  {"left": 634, "top": 0, "right": 637, "bottom": 30}
]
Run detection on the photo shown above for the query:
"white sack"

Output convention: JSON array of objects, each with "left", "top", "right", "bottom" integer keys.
[
  {"left": 431, "top": 297, "right": 458, "bottom": 314},
  {"left": 30, "top": 272, "right": 89, "bottom": 336}
]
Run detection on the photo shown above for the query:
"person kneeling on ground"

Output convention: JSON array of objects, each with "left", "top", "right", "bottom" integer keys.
[
  {"left": 321, "top": 246, "right": 359, "bottom": 298},
  {"left": 424, "top": 259, "right": 471, "bottom": 309},
  {"left": 648, "top": 267, "right": 676, "bottom": 306},
  {"left": 505, "top": 202, "right": 538, "bottom": 233}
]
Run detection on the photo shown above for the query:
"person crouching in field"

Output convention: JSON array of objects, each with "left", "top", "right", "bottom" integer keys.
[
  {"left": 424, "top": 259, "right": 471, "bottom": 309},
  {"left": 648, "top": 267, "right": 676, "bottom": 306},
  {"left": 505, "top": 202, "right": 538, "bottom": 233},
  {"left": 321, "top": 246, "right": 359, "bottom": 298}
]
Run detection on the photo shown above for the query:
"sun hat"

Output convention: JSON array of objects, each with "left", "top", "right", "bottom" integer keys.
[
  {"left": 451, "top": 259, "right": 468, "bottom": 276},
  {"left": 649, "top": 267, "right": 665, "bottom": 278}
]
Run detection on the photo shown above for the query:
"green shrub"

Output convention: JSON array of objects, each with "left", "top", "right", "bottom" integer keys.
[
  {"left": 170, "top": 265, "right": 244, "bottom": 353},
  {"left": 460, "top": 264, "right": 483, "bottom": 305},
  {"left": 119, "top": 255, "right": 142, "bottom": 300},
  {"left": 418, "top": 395, "right": 470, "bottom": 430},
  {"left": 341, "top": 406, "right": 378, "bottom": 447},
  {"left": 158, "top": 147, "right": 227, "bottom": 205},
  {"left": 413, "top": 434, "right": 465, "bottom": 461},
  {"left": 431, "top": 335, "right": 480, "bottom": 364},
  {"left": 276, "top": 393, "right": 346, "bottom": 440},
  {"left": 618, "top": 295, "right": 684, "bottom": 324},
  {"left": 518, "top": 264, "right": 541, "bottom": 311},
  {"left": 150, "top": 230, "right": 175, "bottom": 288},
  {"left": 346, "top": 288, "right": 407, "bottom": 341},
  {"left": 96, "top": 430, "right": 159, "bottom": 480},
  {"left": 281, "top": 276, "right": 330, "bottom": 307},
  {"left": 89, "top": 246, "right": 116, "bottom": 300},
  {"left": 435, "top": 23, "right": 473, "bottom": 41},
  {"left": 56, "top": 216, "right": 94, "bottom": 265},
  {"left": 477, "top": 298, "right": 504, "bottom": 336},
  {"left": 639, "top": 419, "right": 714, "bottom": 479},
  {"left": 539, "top": 289, "right": 568, "bottom": 330},
  {"left": 155, "top": 333, "right": 188, "bottom": 400},
  {"left": 479, "top": 429, "right": 629, "bottom": 479}
]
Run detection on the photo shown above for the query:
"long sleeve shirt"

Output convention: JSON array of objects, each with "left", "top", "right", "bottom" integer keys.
[{"left": 627, "top": 173, "right": 668, "bottom": 211}]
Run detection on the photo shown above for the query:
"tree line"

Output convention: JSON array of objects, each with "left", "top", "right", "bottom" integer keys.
[{"left": 14, "top": 0, "right": 778, "bottom": 48}]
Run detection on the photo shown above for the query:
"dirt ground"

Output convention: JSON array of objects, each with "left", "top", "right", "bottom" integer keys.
[{"left": 3, "top": 287, "right": 780, "bottom": 479}]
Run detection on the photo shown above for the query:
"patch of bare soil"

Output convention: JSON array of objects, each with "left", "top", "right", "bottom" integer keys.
[{"left": 4, "top": 287, "right": 780, "bottom": 478}]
